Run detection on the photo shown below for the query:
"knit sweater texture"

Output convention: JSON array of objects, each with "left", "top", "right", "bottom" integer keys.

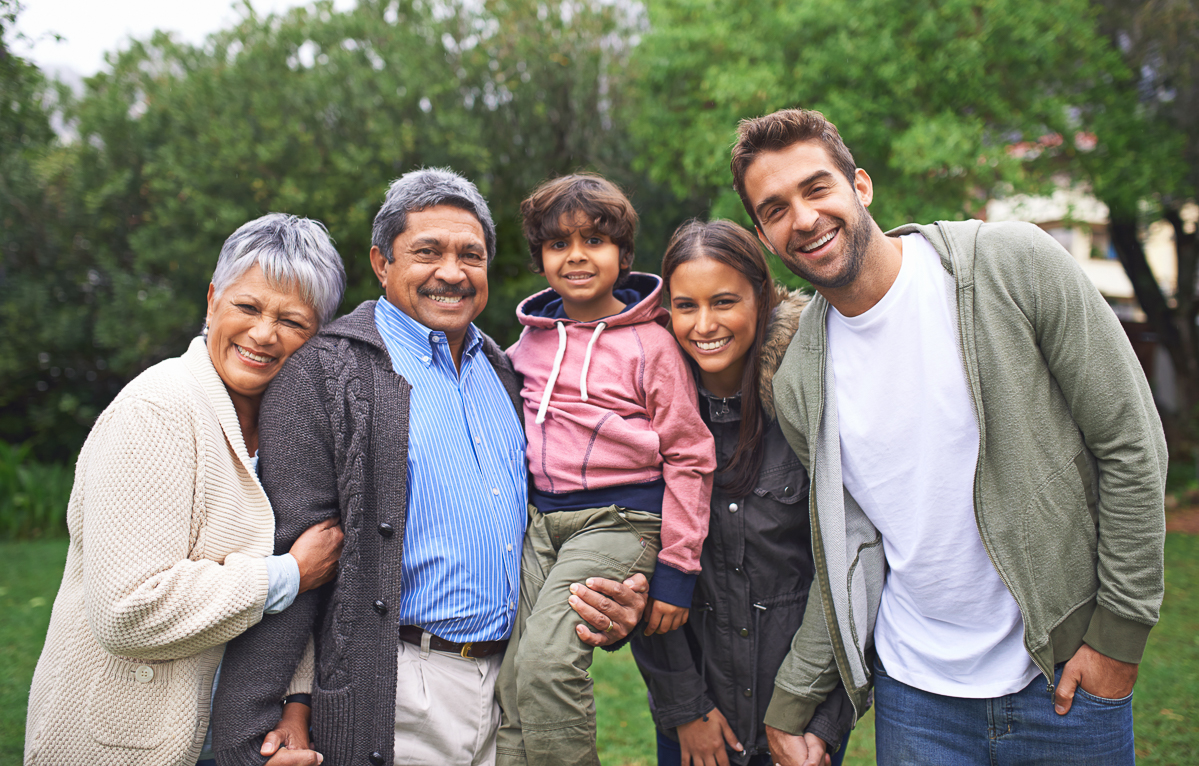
[
  {"left": 211, "top": 300, "right": 523, "bottom": 766},
  {"left": 508, "top": 273, "right": 716, "bottom": 583},
  {"left": 24, "top": 337, "right": 281, "bottom": 766}
]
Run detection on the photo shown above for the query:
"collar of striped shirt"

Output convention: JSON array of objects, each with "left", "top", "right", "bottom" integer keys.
[{"left": 372, "top": 296, "right": 527, "bottom": 644}]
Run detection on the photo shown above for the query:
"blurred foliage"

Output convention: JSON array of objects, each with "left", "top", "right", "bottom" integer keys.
[
  {"left": 0, "top": 0, "right": 1195, "bottom": 461},
  {"left": 0, "top": 441, "right": 72, "bottom": 540}
]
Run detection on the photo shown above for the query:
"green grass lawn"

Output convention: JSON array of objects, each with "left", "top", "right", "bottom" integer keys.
[{"left": 3, "top": 535, "right": 1196, "bottom": 764}]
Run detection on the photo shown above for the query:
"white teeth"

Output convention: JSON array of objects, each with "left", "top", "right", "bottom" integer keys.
[
  {"left": 429, "top": 294, "right": 463, "bottom": 304},
  {"left": 801, "top": 230, "right": 836, "bottom": 253},
  {"left": 696, "top": 338, "right": 731, "bottom": 351},
  {"left": 566, "top": 274, "right": 593, "bottom": 281},
  {"left": 236, "top": 345, "right": 273, "bottom": 363}
]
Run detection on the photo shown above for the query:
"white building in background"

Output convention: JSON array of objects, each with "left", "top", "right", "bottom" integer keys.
[{"left": 986, "top": 192, "right": 1199, "bottom": 413}]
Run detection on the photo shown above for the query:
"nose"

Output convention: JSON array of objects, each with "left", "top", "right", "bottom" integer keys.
[
  {"left": 564, "top": 241, "right": 586, "bottom": 263},
  {"left": 695, "top": 306, "right": 719, "bottom": 335},
  {"left": 791, "top": 199, "right": 820, "bottom": 232},
  {"left": 247, "top": 314, "right": 278, "bottom": 346},
  {"left": 434, "top": 254, "right": 466, "bottom": 284}
]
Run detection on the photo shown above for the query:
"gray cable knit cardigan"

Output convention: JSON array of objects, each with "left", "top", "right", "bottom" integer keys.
[{"left": 211, "top": 300, "right": 522, "bottom": 766}]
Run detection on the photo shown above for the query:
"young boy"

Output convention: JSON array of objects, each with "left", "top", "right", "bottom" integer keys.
[{"left": 496, "top": 174, "right": 716, "bottom": 766}]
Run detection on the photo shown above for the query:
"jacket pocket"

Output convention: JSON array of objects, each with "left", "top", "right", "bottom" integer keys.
[
  {"left": 311, "top": 680, "right": 356, "bottom": 765},
  {"left": 1025, "top": 452, "right": 1099, "bottom": 601},
  {"left": 86, "top": 655, "right": 186, "bottom": 749},
  {"left": 753, "top": 462, "right": 808, "bottom": 505}
]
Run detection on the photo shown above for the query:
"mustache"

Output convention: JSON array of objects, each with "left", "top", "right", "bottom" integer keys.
[{"left": 418, "top": 284, "right": 477, "bottom": 298}]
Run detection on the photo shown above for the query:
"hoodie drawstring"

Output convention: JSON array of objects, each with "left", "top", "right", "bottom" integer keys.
[
  {"left": 579, "top": 322, "right": 607, "bottom": 402},
  {"left": 535, "top": 321, "right": 568, "bottom": 425}
]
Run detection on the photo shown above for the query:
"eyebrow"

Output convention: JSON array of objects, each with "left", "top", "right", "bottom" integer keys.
[{"left": 754, "top": 169, "right": 837, "bottom": 219}]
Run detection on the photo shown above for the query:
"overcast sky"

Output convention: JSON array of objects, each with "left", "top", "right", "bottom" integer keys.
[{"left": 14, "top": 0, "right": 354, "bottom": 77}]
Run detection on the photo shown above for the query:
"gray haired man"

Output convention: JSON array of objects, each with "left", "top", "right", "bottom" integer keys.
[{"left": 212, "top": 169, "right": 648, "bottom": 766}]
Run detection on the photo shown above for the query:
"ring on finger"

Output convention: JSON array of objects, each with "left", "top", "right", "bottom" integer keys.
[{"left": 604, "top": 616, "right": 615, "bottom": 633}]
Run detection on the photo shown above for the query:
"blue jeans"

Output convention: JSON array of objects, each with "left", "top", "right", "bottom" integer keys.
[
  {"left": 656, "top": 728, "right": 849, "bottom": 766},
  {"left": 873, "top": 657, "right": 1135, "bottom": 765}
]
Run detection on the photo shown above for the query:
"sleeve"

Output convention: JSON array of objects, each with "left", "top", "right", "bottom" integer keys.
[
  {"left": 1017, "top": 224, "right": 1168, "bottom": 663},
  {"left": 79, "top": 398, "right": 269, "bottom": 660},
  {"left": 762, "top": 591, "right": 844, "bottom": 735},
  {"left": 212, "top": 358, "right": 340, "bottom": 766},
  {"left": 641, "top": 328, "right": 717, "bottom": 606},
  {"left": 263, "top": 553, "right": 301, "bottom": 615},
  {"left": 285, "top": 635, "right": 315, "bottom": 697},
  {"left": 629, "top": 628, "right": 715, "bottom": 730},
  {"left": 802, "top": 683, "right": 856, "bottom": 755}
]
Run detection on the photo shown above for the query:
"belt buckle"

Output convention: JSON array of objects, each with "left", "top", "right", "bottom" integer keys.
[{"left": 460, "top": 642, "right": 474, "bottom": 659}]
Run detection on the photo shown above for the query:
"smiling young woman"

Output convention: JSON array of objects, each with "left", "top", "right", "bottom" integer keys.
[{"left": 630, "top": 219, "right": 854, "bottom": 766}]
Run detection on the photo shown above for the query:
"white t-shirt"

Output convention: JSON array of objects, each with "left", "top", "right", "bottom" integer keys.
[{"left": 827, "top": 233, "right": 1039, "bottom": 698}]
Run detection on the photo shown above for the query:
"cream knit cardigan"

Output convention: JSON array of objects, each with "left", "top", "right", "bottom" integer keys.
[{"left": 25, "top": 336, "right": 310, "bottom": 765}]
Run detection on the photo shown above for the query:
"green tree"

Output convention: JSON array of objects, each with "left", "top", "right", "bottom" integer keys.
[{"left": 1081, "top": 0, "right": 1199, "bottom": 441}]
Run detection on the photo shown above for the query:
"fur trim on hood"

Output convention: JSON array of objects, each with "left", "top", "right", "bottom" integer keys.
[{"left": 759, "top": 288, "right": 810, "bottom": 422}]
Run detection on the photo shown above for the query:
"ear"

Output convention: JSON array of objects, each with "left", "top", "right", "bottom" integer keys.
[
  {"left": 369, "top": 245, "right": 388, "bottom": 287},
  {"left": 854, "top": 168, "right": 874, "bottom": 208},
  {"left": 205, "top": 283, "right": 216, "bottom": 323},
  {"left": 755, "top": 226, "right": 778, "bottom": 256},
  {"left": 621, "top": 247, "right": 636, "bottom": 270}
]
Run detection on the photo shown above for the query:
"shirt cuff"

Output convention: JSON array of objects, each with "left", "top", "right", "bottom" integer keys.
[
  {"left": 264, "top": 553, "right": 301, "bottom": 615},
  {"left": 648, "top": 563, "right": 697, "bottom": 607}
]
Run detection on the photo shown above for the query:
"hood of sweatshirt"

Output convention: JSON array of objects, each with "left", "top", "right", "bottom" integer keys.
[{"left": 515, "top": 272, "right": 668, "bottom": 329}]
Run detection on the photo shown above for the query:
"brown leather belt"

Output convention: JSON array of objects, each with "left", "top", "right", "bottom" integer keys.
[{"left": 399, "top": 625, "right": 508, "bottom": 659}]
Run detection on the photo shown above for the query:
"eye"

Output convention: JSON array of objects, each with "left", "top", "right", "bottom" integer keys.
[
  {"left": 235, "top": 303, "right": 259, "bottom": 314},
  {"left": 672, "top": 300, "right": 695, "bottom": 311},
  {"left": 462, "top": 250, "right": 485, "bottom": 262},
  {"left": 280, "top": 318, "right": 304, "bottom": 329},
  {"left": 548, "top": 240, "right": 567, "bottom": 250},
  {"left": 586, "top": 236, "right": 604, "bottom": 246}
]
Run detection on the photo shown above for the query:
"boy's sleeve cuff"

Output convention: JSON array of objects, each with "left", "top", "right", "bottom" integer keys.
[{"left": 648, "top": 564, "right": 696, "bottom": 607}]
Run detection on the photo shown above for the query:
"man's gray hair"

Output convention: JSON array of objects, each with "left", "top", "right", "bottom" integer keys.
[
  {"left": 371, "top": 167, "right": 497, "bottom": 264},
  {"left": 211, "top": 213, "right": 346, "bottom": 325}
]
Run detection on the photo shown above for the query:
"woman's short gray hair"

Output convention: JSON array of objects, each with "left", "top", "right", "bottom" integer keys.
[
  {"left": 211, "top": 213, "right": 347, "bottom": 325},
  {"left": 371, "top": 167, "right": 497, "bottom": 264}
]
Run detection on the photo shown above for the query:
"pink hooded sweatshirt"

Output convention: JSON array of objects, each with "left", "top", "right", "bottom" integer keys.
[{"left": 508, "top": 273, "right": 716, "bottom": 605}]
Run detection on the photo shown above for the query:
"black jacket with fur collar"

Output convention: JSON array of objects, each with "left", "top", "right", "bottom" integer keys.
[{"left": 630, "top": 290, "right": 855, "bottom": 760}]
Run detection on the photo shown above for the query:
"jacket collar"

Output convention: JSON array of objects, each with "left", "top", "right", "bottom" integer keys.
[{"left": 182, "top": 335, "right": 258, "bottom": 474}]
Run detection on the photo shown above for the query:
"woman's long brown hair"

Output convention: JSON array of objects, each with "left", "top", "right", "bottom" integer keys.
[{"left": 661, "top": 220, "right": 780, "bottom": 499}]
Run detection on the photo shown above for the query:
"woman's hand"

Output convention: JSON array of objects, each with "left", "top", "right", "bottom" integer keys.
[
  {"left": 289, "top": 517, "right": 343, "bottom": 593},
  {"left": 262, "top": 702, "right": 324, "bottom": 765},
  {"left": 677, "top": 707, "right": 743, "bottom": 766},
  {"left": 567, "top": 572, "right": 650, "bottom": 646},
  {"left": 643, "top": 599, "right": 689, "bottom": 635}
]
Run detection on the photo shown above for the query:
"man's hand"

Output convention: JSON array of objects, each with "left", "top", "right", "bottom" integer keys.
[
  {"left": 643, "top": 600, "right": 689, "bottom": 635},
  {"left": 567, "top": 572, "right": 650, "bottom": 646},
  {"left": 290, "top": 517, "right": 344, "bottom": 593},
  {"left": 1054, "top": 642, "right": 1138, "bottom": 715},
  {"left": 262, "top": 702, "right": 324, "bottom": 765},
  {"left": 677, "top": 707, "right": 742, "bottom": 766},
  {"left": 765, "top": 725, "right": 831, "bottom": 766}
]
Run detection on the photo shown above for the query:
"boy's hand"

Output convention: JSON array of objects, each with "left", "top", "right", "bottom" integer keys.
[{"left": 643, "top": 599, "right": 689, "bottom": 634}]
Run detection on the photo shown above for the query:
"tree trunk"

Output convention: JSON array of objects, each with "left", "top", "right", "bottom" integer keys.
[{"left": 1111, "top": 209, "right": 1199, "bottom": 446}]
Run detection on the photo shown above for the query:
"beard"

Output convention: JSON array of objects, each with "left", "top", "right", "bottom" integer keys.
[{"left": 781, "top": 200, "right": 875, "bottom": 290}]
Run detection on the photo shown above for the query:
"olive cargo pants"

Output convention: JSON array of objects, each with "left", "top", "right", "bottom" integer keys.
[{"left": 495, "top": 504, "right": 661, "bottom": 766}]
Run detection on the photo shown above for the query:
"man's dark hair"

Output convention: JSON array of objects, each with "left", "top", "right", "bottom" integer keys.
[
  {"left": 520, "top": 173, "right": 638, "bottom": 281},
  {"left": 730, "top": 109, "right": 858, "bottom": 227}
]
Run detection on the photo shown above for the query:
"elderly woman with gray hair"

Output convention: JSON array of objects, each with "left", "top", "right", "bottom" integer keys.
[{"left": 24, "top": 214, "right": 348, "bottom": 766}]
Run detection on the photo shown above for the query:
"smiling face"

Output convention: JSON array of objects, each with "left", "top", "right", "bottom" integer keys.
[
  {"left": 370, "top": 204, "right": 489, "bottom": 349},
  {"left": 743, "top": 140, "right": 877, "bottom": 290},
  {"left": 669, "top": 256, "right": 758, "bottom": 398},
  {"left": 540, "top": 215, "right": 632, "bottom": 322},
  {"left": 205, "top": 262, "right": 318, "bottom": 404}
]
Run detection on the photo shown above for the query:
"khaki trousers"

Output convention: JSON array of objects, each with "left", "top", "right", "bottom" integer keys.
[
  {"left": 394, "top": 630, "right": 504, "bottom": 766},
  {"left": 495, "top": 504, "right": 661, "bottom": 766}
]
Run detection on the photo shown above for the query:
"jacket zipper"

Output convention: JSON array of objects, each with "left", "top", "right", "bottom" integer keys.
[{"left": 938, "top": 222, "right": 1055, "bottom": 692}]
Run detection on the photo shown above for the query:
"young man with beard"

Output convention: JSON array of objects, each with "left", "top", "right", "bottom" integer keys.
[{"left": 731, "top": 109, "right": 1167, "bottom": 766}]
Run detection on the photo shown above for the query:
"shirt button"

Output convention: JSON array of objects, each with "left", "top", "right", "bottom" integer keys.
[
  {"left": 475, "top": 438, "right": 482, "bottom": 444},
  {"left": 373, "top": 600, "right": 388, "bottom": 614},
  {"left": 507, "top": 544, "right": 513, "bottom": 551},
  {"left": 739, "top": 628, "right": 750, "bottom": 637},
  {"left": 728, "top": 502, "right": 739, "bottom": 513},
  {"left": 743, "top": 688, "right": 753, "bottom": 697},
  {"left": 421, "top": 356, "right": 430, "bottom": 363},
  {"left": 370, "top": 752, "right": 386, "bottom": 766},
  {"left": 733, "top": 567, "right": 741, "bottom": 574},
  {"left": 134, "top": 665, "right": 154, "bottom": 683},
  {"left": 378, "top": 522, "right": 395, "bottom": 538},
  {"left": 784, "top": 485, "right": 793, "bottom": 496},
  {"left": 492, "top": 488, "right": 500, "bottom": 495}
]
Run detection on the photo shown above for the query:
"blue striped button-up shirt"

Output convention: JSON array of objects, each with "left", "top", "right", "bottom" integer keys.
[{"left": 375, "top": 298, "right": 527, "bottom": 643}]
